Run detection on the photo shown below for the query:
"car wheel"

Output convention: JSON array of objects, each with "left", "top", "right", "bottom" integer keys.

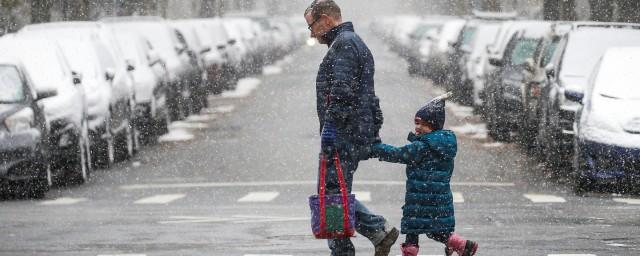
[
  {"left": 93, "top": 117, "right": 115, "bottom": 169},
  {"left": 115, "top": 117, "right": 135, "bottom": 162},
  {"left": 486, "top": 93, "right": 509, "bottom": 141}
]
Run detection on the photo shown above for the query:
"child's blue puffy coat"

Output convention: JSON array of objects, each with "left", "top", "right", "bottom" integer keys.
[{"left": 372, "top": 130, "right": 457, "bottom": 234}]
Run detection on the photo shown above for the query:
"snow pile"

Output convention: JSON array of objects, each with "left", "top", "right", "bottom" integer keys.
[
  {"left": 222, "top": 78, "right": 261, "bottom": 98},
  {"left": 204, "top": 105, "right": 235, "bottom": 114},
  {"left": 158, "top": 128, "right": 194, "bottom": 142},
  {"left": 446, "top": 102, "right": 474, "bottom": 118},
  {"left": 186, "top": 114, "right": 217, "bottom": 122},
  {"left": 169, "top": 121, "right": 208, "bottom": 129},
  {"left": 450, "top": 123, "right": 488, "bottom": 139},
  {"left": 262, "top": 65, "right": 283, "bottom": 75},
  {"left": 482, "top": 142, "right": 504, "bottom": 148}
]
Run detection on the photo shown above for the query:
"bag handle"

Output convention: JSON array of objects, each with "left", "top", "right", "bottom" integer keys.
[{"left": 318, "top": 150, "right": 351, "bottom": 236}]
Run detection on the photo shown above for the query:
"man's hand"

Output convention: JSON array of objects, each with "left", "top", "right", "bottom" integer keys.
[{"left": 321, "top": 121, "right": 337, "bottom": 150}]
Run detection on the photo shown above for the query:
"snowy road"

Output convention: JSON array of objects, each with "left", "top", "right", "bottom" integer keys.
[{"left": 1, "top": 30, "right": 639, "bottom": 256}]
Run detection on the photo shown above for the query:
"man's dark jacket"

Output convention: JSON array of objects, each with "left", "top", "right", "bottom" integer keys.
[{"left": 316, "top": 22, "right": 383, "bottom": 157}]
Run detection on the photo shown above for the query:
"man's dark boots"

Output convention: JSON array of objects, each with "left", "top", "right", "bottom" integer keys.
[{"left": 374, "top": 226, "right": 399, "bottom": 256}]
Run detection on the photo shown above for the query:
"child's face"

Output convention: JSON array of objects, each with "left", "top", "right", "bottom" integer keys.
[{"left": 414, "top": 117, "right": 433, "bottom": 135}]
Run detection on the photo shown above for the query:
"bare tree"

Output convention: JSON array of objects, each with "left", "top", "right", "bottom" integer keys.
[
  {"left": 589, "top": 0, "right": 614, "bottom": 22},
  {"left": 617, "top": 0, "right": 640, "bottom": 23}
]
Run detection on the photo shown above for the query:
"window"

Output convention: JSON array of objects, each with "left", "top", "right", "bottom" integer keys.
[{"left": 0, "top": 65, "right": 25, "bottom": 103}]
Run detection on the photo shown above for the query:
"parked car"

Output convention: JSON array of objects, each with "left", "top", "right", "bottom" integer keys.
[
  {"left": 102, "top": 16, "right": 195, "bottom": 121},
  {"left": 537, "top": 23, "right": 640, "bottom": 166},
  {"left": 461, "top": 23, "right": 501, "bottom": 110},
  {"left": 19, "top": 22, "right": 138, "bottom": 166},
  {"left": 568, "top": 47, "right": 640, "bottom": 193},
  {"left": 484, "top": 21, "right": 551, "bottom": 141},
  {"left": 0, "top": 58, "right": 57, "bottom": 198},
  {"left": 110, "top": 31, "right": 171, "bottom": 143},
  {"left": 426, "top": 19, "right": 466, "bottom": 85},
  {"left": 0, "top": 38, "right": 92, "bottom": 184}
]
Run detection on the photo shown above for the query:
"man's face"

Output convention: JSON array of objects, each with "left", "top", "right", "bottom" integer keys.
[{"left": 305, "top": 12, "right": 331, "bottom": 44}]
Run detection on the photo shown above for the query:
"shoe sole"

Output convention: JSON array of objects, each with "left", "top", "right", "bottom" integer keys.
[
  {"left": 463, "top": 240, "right": 478, "bottom": 256},
  {"left": 374, "top": 228, "right": 399, "bottom": 256}
]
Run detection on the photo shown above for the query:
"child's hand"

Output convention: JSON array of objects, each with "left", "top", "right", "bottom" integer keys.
[{"left": 368, "top": 142, "right": 382, "bottom": 159}]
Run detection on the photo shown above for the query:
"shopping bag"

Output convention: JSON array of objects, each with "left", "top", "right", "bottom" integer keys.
[{"left": 309, "top": 150, "right": 356, "bottom": 239}]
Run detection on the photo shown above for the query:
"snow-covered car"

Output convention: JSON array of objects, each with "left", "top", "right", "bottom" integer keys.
[
  {"left": 101, "top": 16, "right": 195, "bottom": 121},
  {"left": 426, "top": 18, "right": 466, "bottom": 85},
  {"left": 18, "top": 22, "right": 137, "bottom": 166},
  {"left": 0, "top": 38, "right": 91, "bottom": 184},
  {"left": 222, "top": 18, "right": 251, "bottom": 77},
  {"left": 464, "top": 23, "right": 501, "bottom": 110},
  {"left": 0, "top": 58, "right": 56, "bottom": 198},
  {"left": 537, "top": 22, "right": 640, "bottom": 166},
  {"left": 568, "top": 47, "right": 640, "bottom": 192},
  {"left": 484, "top": 21, "right": 551, "bottom": 141},
  {"left": 110, "top": 31, "right": 171, "bottom": 143}
]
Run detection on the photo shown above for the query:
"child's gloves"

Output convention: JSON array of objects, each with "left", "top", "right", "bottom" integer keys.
[
  {"left": 321, "top": 121, "right": 337, "bottom": 149},
  {"left": 368, "top": 142, "right": 382, "bottom": 159}
]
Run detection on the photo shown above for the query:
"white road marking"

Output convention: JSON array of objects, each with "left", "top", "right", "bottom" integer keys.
[
  {"left": 97, "top": 254, "right": 146, "bottom": 256},
  {"left": 353, "top": 191, "right": 371, "bottom": 202},
  {"left": 453, "top": 192, "right": 464, "bottom": 203},
  {"left": 160, "top": 215, "right": 308, "bottom": 225},
  {"left": 482, "top": 142, "right": 504, "bottom": 148},
  {"left": 262, "top": 65, "right": 283, "bottom": 75},
  {"left": 612, "top": 198, "right": 640, "bottom": 204},
  {"left": 548, "top": 254, "right": 596, "bottom": 256},
  {"left": 169, "top": 121, "right": 208, "bottom": 129},
  {"left": 524, "top": 194, "right": 566, "bottom": 203},
  {"left": 134, "top": 194, "right": 185, "bottom": 204},
  {"left": 185, "top": 114, "right": 217, "bottom": 122},
  {"left": 396, "top": 254, "right": 441, "bottom": 256},
  {"left": 40, "top": 197, "right": 87, "bottom": 205},
  {"left": 450, "top": 123, "right": 488, "bottom": 139},
  {"left": 121, "top": 180, "right": 515, "bottom": 190},
  {"left": 238, "top": 192, "right": 280, "bottom": 202},
  {"left": 205, "top": 105, "right": 235, "bottom": 114},
  {"left": 606, "top": 243, "right": 627, "bottom": 247},
  {"left": 245, "top": 254, "right": 292, "bottom": 256}
]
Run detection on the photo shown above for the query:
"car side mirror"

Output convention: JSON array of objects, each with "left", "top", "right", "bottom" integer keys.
[
  {"left": 564, "top": 90, "right": 584, "bottom": 104},
  {"left": 36, "top": 89, "right": 57, "bottom": 100},
  {"left": 228, "top": 39, "right": 237, "bottom": 45},
  {"left": 105, "top": 68, "right": 115, "bottom": 82},
  {"left": 217, "top": 44, "right": 226, "bottom": 50},
  {"left": 545, "top": 63, "right": 555, "bottom": 79},
  {"left": 147, "top": 51, "right": 161, "bottom": 67},
  {"left": 71, "top": 71, "right": 83, "bottom": 85},
  {"left": 175, "top": 43, "right": 187, "bottom": 55},
  {"left": 200, "top": 46, "right": 212, "bottom": 54},
  {"left": 524, "top": 58, "right": 535, "bottom": 72},
  {"left": 489, "top": 57, "right": 503, "bottom": 67}
]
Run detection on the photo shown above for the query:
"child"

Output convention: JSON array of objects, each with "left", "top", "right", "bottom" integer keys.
[{"left": 370, "top": 93, "right": 478, "bottom": 256}]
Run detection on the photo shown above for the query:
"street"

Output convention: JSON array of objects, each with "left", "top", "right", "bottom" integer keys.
[{"left": 1, "top": 29, "right": 639, "bottom": 256}]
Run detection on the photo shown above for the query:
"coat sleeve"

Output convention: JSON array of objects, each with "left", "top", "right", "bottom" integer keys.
[
  {"left": 324, "top": 40, "right": 358, "bottom": 126},
  {"left": 372, "top": 141, "right": 426, "bottom": 165}
]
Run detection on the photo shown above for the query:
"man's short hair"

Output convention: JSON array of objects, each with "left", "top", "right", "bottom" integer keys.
[{"left": 305, "top": 0, "right": 341, "bottom": 20}]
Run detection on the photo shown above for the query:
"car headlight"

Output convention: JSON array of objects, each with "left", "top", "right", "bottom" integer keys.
[{"left": 4, "top": 108, "right": 34, "bottom": 133}]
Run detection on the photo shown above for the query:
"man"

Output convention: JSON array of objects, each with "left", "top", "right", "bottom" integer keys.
[{"left": 305, "top": 1, "right": 399, "bottom": 255}]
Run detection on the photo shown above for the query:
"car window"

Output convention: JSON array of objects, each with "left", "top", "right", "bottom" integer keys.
[
  {"left": 540, "top": 39, "right": 559, "bottom": 67},
  {"left": 561, "top": 28, "right": 640, "bottom": 78},
  {"left": 0, "top": 65, "right": 25, "bottom": 103},
  {"left": 460, "top": 26, "right": 477, "bottom": 49},
  {"left": 508, "top": 38, "right": 537, "bottom": 66}
]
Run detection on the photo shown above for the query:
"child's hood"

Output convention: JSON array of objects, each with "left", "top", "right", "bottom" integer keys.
[{"left": 407, "top": 130, "right": 457, "bottom": 160}]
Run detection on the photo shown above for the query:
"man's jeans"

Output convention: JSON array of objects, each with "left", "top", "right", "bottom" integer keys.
[{"left": 319, "top": 150, "right": 387, "bottom": 256}]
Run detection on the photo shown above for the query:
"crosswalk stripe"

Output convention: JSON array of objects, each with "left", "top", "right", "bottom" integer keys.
[
  {"left": 547, "top": 254, "right": 596, "bottom": 256},
  {"left": 353, "top": 191, "right": 371, "bottom": 202},
  {"left": 238, "top": 192, "right": 280, "bottom": 202},
  {"left": 612, "top": 198, "right": 640, "bottom": 204},
  {"left": 97, "top": 254, "right": 146, "bottom": 256},
  {"left": 244, "top": 254, "right": 292, "bottom": 256},
  {"left": 524, "top": 194, "right": 566, "bottom": 203},
  {"left": 40, "top": 197, "right": 87, "bottom": 205},
  {"left": 134, "top": 194, "right": 185, "bottom": 204},
  {"left": 453, "top": 192, "right": 464, "bottom": 203}
]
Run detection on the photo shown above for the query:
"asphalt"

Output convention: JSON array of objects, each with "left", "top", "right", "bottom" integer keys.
[{"left": 0, "top": 28, "right": 639, "bottom": 256}]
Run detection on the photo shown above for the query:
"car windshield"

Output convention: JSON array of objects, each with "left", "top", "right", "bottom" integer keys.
[
  {"left": 509, "top": 38, "right": 538, "bottom": 66},
  {"left": 58, "top": 40, "right": 102, "bottom": 79},
  {"left": 0, "top": 41, "right": 67, "bottom": 90},
  {"left": 0, "top": 65, "right": 24, "bottom": 103},
  {"left": 541, "top": 39, "right": 559, "bottom": 67},
  {"left": 561, "top": 28, "right": 640, "bottom": 77},
  {"left": 594, "top": 51, "right": 640, "bottom": 100}
]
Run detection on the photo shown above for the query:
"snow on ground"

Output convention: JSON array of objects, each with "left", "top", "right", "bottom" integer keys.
[
  {"left": 204, "top": 105, "right": 235, "bottom": 114},
  {"left": 482, "top": 142, "right": 504, "bottom": 148},
  {"left": 450, "top": 122, "right": 488, "bottom": 138},
  {"left": 186, "top": 114, "right": 217, "bottom": 122},
  {"left": 447, "top": 102, "right": 474, "bottom": 118},
  {"left": 158, "top": 128, "right": 194, "bottom": 142},
  {"left": 222, "top": 78, "right": 261, "bottom": 98},
  {"left": 262, "top": 65, "right": 283, "bottom": 75},
  {"left": 170, "top": 121, "right": 209, "bottom": 129}
]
